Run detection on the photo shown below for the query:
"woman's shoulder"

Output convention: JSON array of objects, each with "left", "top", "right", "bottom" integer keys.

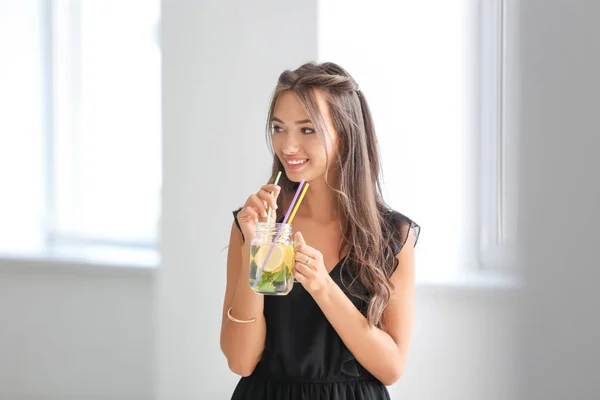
[
  {"left": 232, "top": 207, "right": 243, "bottom": 219},
  {"left": 381, "top": 208, "right": 421, "bottom": 255},
  {"left": 232, "top": 207, "right": 245, "bottom": 241}
]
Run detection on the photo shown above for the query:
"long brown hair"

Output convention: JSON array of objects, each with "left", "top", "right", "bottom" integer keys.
[{"left": 266, "top": 62, "right": 397, "bottom": 327}]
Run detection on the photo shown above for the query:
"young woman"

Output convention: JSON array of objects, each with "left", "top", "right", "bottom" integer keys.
[{"left": 220, "top": 62, "right": 420, "bottom": 400}]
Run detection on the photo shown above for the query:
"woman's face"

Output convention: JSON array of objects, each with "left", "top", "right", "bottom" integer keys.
[{"left": 270, "top": 90, "right": 340, "bottom": 184}]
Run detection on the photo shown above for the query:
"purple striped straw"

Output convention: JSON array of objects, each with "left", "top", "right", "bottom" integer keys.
[{"left": 252, "top": 179, "right": 305, "bottom": 288}]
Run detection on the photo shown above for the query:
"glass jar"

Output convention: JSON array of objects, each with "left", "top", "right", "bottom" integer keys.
[{"left": 249, "top": 222, "right": 295, "bottom": 295}]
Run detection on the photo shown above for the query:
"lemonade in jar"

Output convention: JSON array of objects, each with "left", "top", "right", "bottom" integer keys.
[{"left": 249, "top": 222, "right": 295, "bottom": 295}]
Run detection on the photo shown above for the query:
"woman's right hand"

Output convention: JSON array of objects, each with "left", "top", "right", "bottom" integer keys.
[{"left": 236, "top": 184, "right": 281, "bottom": 241}]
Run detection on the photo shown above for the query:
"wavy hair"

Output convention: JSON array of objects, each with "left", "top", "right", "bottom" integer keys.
[{"left": 266, "top": 62, "right": 398, "bottom": 327}]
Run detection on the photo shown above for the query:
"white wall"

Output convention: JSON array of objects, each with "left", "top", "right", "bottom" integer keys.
[
  {"left": 516, "top": 0, "right": 600, "bottom": 398},
  {"left": 0, "top": 259, "right": 153, "bottom": 400}
]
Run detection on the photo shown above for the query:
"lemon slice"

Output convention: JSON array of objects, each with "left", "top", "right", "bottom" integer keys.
[{"left": 254, "top": 244, "right": 285, "bottom": 273}]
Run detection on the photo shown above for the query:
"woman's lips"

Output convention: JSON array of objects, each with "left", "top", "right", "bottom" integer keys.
[{"left": 285, "top": 158, "right": 309, "bottom": 171}]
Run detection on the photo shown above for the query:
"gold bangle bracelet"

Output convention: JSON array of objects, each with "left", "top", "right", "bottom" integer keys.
[{"left": 227, "top": 307, "right": 256, "bottom": 324}]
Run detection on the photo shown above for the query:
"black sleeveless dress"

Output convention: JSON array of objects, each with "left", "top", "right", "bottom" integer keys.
[{"left": 230, "top": 209, "right": 420, "bottom": 400}]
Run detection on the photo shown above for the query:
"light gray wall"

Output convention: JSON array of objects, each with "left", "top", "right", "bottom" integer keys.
[
  {"left": 0, "top": 260, "right": 153, "bottom": 400},
  {"left": 392, "top": 286, "right": 515, "bottom": 399},
  {"left": 157, "top": 1, "right": 318, "bottom": 399},
  {"left": 516, "top": 0, "right": 600, "bottom": 398},
  {"left": 0, "top": 263, "right": 513, "bottom": 400}
]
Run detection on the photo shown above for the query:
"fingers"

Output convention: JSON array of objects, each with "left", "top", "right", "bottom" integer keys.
[
  {"left": 292, "top": 269, "right": 307, "bottom": 284},
  {"left": 246, "top": 194, "right": 268, "bottom": 219},
  {"left": 294, "top": 231, "right": 306, "bottom": 244},
  {"left": 293, "top": 262, "right": 314, "bottom": 280},
  {"left": 294, "top": 252, "right": 314, "bottom": 268},
  {"left": 294, "top": 233, "right": 321, "bottom": 259},
  {"left": 240, "top": 185, "right": 280, "bottom": 223},
  {"left": 256, "top": 187, "right": 279, "bottom": 211},
  {"left": 262, "top": 184, "right": 281, "bottom": 205},
  {"left": 237, "top": 206, "right": 259, "bottom": 223},
  {"left": 261, "top": 184, "right": 281, "bottom": 196}
]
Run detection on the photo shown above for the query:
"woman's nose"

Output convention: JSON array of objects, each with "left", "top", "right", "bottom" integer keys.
[{"left": 282, "top": 133, "right": 301, "bottom": 153}]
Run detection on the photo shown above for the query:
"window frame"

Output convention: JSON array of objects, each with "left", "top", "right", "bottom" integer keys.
[{"left": 477, "top": 0, "right": 514, "bottom": 271}]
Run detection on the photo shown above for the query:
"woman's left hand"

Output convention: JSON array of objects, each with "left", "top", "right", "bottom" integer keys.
[{"left": 293, "top": 232, "right": 333, "bottom": 296}]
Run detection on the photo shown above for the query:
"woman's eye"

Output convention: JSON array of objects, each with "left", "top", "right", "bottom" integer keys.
[
  {"left": 301, "top": 127, "right": 315, "bottom": 134},
  {"left": 271, "top": 125, "right": 284, "bottom": 134}
]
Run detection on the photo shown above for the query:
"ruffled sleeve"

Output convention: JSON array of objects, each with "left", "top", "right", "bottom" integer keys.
[{"left": 384, "top": 210, "right": 420, "bottom": 273}]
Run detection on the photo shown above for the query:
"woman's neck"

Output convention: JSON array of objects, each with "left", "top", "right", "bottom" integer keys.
[{"left": 292, "top": 176, "right": 339, "bottom": 223}]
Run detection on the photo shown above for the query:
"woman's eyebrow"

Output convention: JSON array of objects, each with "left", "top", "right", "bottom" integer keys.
[
  {"left": 271, "top": 117, "right": 313, "bottom": 125},
  {"left": 294, "top": 119, "right": 312, "bottom": 125}
]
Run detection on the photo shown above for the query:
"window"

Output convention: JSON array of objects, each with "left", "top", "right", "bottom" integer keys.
[
  {"left": 318, "top": 0, "right": 510, "bottom": 280},
  {"left": 0, "top": 0, "right": 46, "bottom": 254},
  {"left": 477, "top": 0, "right": 516, "bottom": 271},
  {"left": 0, "top": 0, "right": 161, "bottom": 266}
]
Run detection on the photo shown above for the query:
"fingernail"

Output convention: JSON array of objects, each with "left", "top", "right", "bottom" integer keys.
[{"left": 262, "top": 211, "right": 267, "bottom": 217}]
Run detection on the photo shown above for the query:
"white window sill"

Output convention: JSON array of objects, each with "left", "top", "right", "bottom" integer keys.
[
  {"left": 0, "top": 243, "right": 158, "bottom": 273},
  {"left": 0, "top": 246, "right": 517, "bottom": 291},
  {"left": 416, "top": 269, "right": 520, "bottom": 293}
]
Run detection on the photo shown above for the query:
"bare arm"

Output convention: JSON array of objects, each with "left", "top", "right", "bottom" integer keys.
[
  {"left": 294, "top": 230, "right": 416, "bottom": 386},
  {"left": 219, "top": 222, "right": 266, "bottom": 377}
]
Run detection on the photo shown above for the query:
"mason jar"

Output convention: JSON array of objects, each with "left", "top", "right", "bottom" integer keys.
[{"left": 249, "top": 222, "right": 295, "bottom": 295}]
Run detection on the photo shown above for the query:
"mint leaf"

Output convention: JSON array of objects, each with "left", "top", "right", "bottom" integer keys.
[
  {"left": 257, "top": 278, "right": 274, "bottom": 292},
  {"left": 253, "top": 271, "right": 272, "bottom": 292},
  {"left": 272, "top": 267, "right": 288, "bottom": 283}
]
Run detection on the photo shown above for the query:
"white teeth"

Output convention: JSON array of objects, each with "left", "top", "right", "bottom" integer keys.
[{"left": 287, "top": 159, "right": 307, "bottom": 165}]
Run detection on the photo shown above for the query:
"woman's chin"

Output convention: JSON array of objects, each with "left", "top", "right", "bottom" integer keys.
[
  {"left": 283, "top": 165, "right": 327, "bottom": 184},
  {"left": 285, "top": 172, "right": 323, "bottom": 185},
  {"left": 285, "top": 174, "right": 306, "bottom": 183},
  {"left": 284, "top": 167, "right": 310, "bottom": 182}
]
